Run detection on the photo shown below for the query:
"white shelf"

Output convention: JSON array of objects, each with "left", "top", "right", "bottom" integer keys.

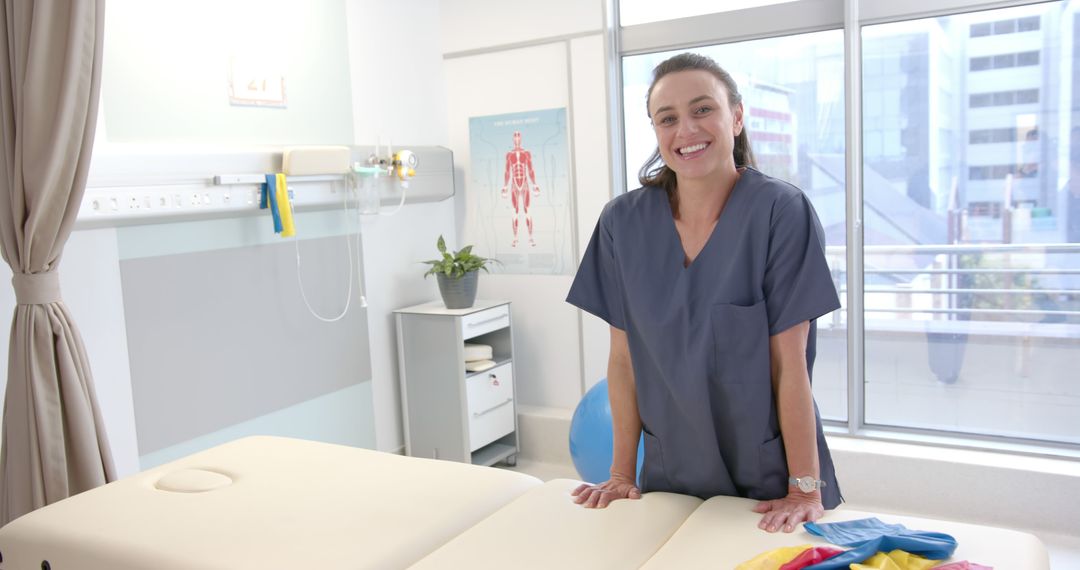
[
  {"left": 396, "top": 302, "right": 519, "bottom": 466},
  {"left": 465, "top": 358, "right": 513, "bottom": 379},
  {"left": 471, "top": 442, "right": 517, "bottom": 467},
  {"left": 394, "top": 299, "right": 510, "bottom": 316}
]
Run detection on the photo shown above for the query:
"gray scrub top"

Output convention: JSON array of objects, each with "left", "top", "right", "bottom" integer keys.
[{"left": 567, "top": 167, "right": 842, "bottom": 509}]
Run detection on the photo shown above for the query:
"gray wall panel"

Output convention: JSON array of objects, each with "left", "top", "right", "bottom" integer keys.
[{"left": 121, "top": 235, "right": 371, "bottom": 454}]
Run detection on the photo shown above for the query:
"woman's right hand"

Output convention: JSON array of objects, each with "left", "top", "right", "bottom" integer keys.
[{"left": 570, "top": 474, "right": 641, "bottom": 508}]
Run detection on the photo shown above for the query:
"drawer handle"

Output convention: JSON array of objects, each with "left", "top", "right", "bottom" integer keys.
[
  {"left": 473, "top": 398, "right": 512, "bottom": 418},
  {"left": 467, "top": 314, "right": 506, "bottom": 327}
]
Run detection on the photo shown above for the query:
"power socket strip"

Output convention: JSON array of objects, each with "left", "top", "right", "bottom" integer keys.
[{"left": 78, "top": 178, "right": 362, "bottom": 226}]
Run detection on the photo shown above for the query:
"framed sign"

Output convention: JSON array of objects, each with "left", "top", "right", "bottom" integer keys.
[{"left": 227, "top": 55, "right": 287, "bottom": 108}]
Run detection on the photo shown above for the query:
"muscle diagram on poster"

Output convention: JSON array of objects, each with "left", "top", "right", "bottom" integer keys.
[{"left": 468, "top": 108, "right": 574, "bottom": 275}]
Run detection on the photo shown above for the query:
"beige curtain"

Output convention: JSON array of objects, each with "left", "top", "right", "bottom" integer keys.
[{"left": 0, "top": 0, "right": 114, "bottom": 526}]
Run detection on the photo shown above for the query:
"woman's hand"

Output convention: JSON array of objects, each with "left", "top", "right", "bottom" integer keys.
[
  {"left": 570, "top": 474, "right": 641, "bottom": 508},
  {"left": 573, "top": 328, "right": 644, "bottom": 510},
  {"left": 752, "top": 493, "right": 824, "bottom": 533}
]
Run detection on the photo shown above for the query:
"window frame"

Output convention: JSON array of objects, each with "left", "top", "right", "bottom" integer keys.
[{"left": 608, "top": 0, "right": 1080, "bottom": 460}]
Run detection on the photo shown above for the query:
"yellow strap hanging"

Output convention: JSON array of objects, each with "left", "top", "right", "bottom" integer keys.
[{"left": 276, "top": 173, "right": 296, "bottom": 237}]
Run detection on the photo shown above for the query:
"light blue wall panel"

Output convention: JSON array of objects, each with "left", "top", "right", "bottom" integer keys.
[{"left": 139, "top": 383, "right": 375, "bottom": 469}]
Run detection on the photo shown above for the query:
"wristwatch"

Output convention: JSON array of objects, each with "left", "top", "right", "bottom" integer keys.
[{"left": 789, "top": 475, "right": 827, "bottom": 493}]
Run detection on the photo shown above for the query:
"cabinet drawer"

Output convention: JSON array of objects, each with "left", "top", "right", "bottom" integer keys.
[
  {"left": 461, "top": 304, "right": 510, "bottom": 340},
  {"left": 466, "top": 363, "right": 514, "bottom": 451}
]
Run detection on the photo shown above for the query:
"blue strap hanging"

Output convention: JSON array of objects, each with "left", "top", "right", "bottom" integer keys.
[{"left": 260, "top": 173, "right": 284, "bottom": 233}]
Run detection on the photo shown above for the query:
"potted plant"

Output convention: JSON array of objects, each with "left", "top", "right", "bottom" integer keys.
[{"left": 423, "top": 235, "right": 498, "bottom": 309}]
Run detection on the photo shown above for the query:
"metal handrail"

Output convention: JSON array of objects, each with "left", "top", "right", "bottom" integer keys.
[
  {"left": 865, "top": 307, "right": 1079, "bottom": 317},
  {"left": 858, "top": 287, "right": 1078, "bottom": 295},
  {"left": 826, "top": 243, "right": 1080, "bottom": 255},
  {"left": 819, "top": 242, "right": 1080, "bottom": 322},
  {"left": 860, "top": 268, "right": 1080, "bottom": 275}
]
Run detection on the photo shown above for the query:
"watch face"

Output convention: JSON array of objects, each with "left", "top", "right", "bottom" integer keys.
[{"left": 798, "top": 478, "right": 815, "bottom": 493}]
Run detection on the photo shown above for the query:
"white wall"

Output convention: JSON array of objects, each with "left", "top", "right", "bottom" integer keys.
[
  {"left": 441, "top": 0, "right": 611, "bottom": 413},
  {"left": 103, "top": 0, "right": 354, "bottom": 145},
  {"left": 346, "top": 0, "right": 457, "bottom": 452},
  {"left": 358, "top": 202, "right": 457, "bottom": 453},
  {"left": 568, "top": 34, "right": 618, "bottom": 393},
  {"left": 440, "top": 0, "right": 602, "bottom": 54},
  {"left": 346, "top": 0, "right": 449, "bottom": 148}
]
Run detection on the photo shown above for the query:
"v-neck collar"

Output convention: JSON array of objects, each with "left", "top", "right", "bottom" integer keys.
[{"left": 664, "top": 168, "right": 749, "bottom": 270}]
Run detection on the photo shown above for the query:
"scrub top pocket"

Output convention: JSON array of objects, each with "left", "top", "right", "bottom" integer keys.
[
  {"left": 756, "top": 433, "right": 789, "bottom": 500},
  {"left": 711, "top": 300, "right": 771, "bottom": 385},
  {"left": 639, "top": 427, "right": 673, "bottom": 493}
]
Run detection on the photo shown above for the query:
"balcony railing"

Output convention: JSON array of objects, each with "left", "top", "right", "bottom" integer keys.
[{"left": 823, "top": 243, "right": 1080, "bottom": 329}]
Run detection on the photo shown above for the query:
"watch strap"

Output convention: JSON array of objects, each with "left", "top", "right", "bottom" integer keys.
[{"left": 788, "top": 476, "right": 827, "bottom": 492}]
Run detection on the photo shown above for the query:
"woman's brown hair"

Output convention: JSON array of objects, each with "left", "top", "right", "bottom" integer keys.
[{"left": 637, "top": 53, "right": 756, "bottom": 214}]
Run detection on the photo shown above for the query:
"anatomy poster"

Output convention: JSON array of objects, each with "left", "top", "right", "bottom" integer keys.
[{"left": 468, "top": 108, "right": 573, "bottom": 275}]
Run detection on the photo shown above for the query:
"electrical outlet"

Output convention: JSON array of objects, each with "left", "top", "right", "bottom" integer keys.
[{"left": 79, "top": 176, "right": 362, "bottom": 224}]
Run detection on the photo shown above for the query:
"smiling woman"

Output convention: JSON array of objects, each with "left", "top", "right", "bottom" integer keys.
[
  {"left": 639, "top": 53, "right": 755, "bottom": 234},
  {"left": 566, "top": 53, "right": 842, "bottom": 534},
  {"left": 606, "top": 7, "right": 1080, "bottom": 567},
  {"left": 621, "top": 33, "right": 851, "bottom": 432}
]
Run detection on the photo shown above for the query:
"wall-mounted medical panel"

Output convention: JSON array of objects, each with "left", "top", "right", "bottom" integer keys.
[{"left": 78, "top": 145, "right": 455, "bottom": 228}]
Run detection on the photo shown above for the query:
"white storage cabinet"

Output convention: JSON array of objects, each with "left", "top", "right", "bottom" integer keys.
[{"left": 394, "top": 300, "right": 519, "bottom": 466}]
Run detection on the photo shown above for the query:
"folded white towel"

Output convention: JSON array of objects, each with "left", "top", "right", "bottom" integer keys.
[
  {"left": 465, "top": 359, "right": 497, "bottom": 373},
  {"left": 464, "top": 343, "right": 493, "bottom": 362}
]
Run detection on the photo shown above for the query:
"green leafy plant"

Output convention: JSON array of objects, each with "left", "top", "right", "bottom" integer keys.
[
  {"left": 422, "top": 235, "right": 498, "bottom": 279},
  {"left": 958, "top": 252, "right": 1039, "bottom": 322}
]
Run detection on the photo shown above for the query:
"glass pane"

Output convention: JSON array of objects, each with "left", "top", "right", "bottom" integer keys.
[
  {"left": 621, "top": 31, "right": 848, "bottom": 420},
  {"left": 861, "top": 1, "right": 1080, "bottom": 445},
  {"left": 619, "top": 0, "right": 798, "bottom": 27}
]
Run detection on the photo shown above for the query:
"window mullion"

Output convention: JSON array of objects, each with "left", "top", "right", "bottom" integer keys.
[
  {"left": 605, "top": 0, "right": 627, "bottom": 198},
  {"left": 844, "top": 0, "right": 866, "bottom": 435}
]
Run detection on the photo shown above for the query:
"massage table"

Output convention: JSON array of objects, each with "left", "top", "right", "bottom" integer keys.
[
  {"left": 0, "top": 437, "right": 539, "bottom": 569},
  {"left": 0, "top": 436, "right": 1050, "bottom": 569}
]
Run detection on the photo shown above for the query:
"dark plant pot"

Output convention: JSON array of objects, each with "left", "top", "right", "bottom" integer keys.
[{"left": 436, "top": 271, "right": 479, "bottom": 309}]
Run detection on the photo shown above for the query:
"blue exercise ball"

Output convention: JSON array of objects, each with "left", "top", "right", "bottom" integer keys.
[{"left": 569, "top": 378, "right": 645, "bottom": 484}]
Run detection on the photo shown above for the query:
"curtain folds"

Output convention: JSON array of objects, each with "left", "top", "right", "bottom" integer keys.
[{"left": 0, "top": 0, "right": 114, "bottom": 526}]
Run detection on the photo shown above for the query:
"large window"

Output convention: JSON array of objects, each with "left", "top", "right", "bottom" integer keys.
[
  {"left": 862, "top": 3, "right": 1078, "bottom": 445},
  {"left": 617, "top": 0, "right": 1080, "bottom": 450}
]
